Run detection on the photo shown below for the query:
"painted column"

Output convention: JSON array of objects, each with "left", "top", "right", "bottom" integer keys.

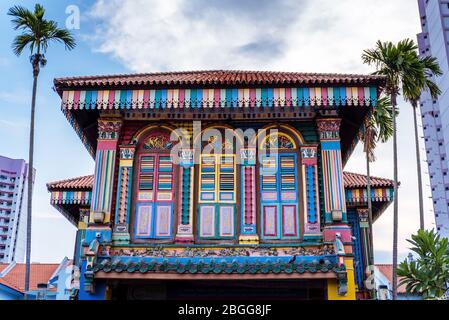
[
  {"left": 80, "top": 117, "right": 121, "bottom": 300},
  {"left": 239, "top": 148, "right": 258, "bottom": 244},
  {"left": 317, "top": 118, "right": 347, "bottom": 224},
  {"left": 112, "top": 146, "right": 135, "bottom": 244},
  {"left": 89, "top": 118, "right": 122, "bottom": 228},
  {"left": 357, "top": 208, "right": 373, "bottom": 287},
  {"left": 175, "top": 149, "right": 195, "bottom": 243},
  {"left": 300, "top": 146, "right": 321, "bottom": 240}
]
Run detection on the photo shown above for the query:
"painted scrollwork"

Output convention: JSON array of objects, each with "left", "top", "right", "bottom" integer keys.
[{"left": 105, "top": 245, "right": 335, "bottom": 258}]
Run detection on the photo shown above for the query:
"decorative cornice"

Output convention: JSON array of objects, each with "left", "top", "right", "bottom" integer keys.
[
  {"left": 317, "top": 119, "right": 342, "bottom": 141},
  {"left": 93, "top": 256, "right": 345, "bottom": 275},
  {"left": 98, "top": 119, "right": 122, "bottom": 140},
  {"left": 106, "top": 245, "right": 335, "bottom": 258}
]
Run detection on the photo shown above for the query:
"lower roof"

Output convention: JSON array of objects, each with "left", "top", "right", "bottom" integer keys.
[{"left": 0, "top": 263, "right": 60, "bottom": 293}]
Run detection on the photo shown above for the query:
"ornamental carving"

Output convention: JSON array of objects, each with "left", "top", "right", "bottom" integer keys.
[
  {"left": 240, "top": 148, "right": 256, "bottom": 164},
  {"left": 104, "top": 245, "right": 335, "bottom": 258},
  {"left": 204, "top": 136, "right": 234, "bottom": 152},
  {"left": 317, "top": 119, "right": 341, "bottom": 141},
  {"left": 98, "top": 119, "right": 122, "bottom": 140},
  {"left": 120, "top": 148, "right": 135, "bottom": 160},
  {"left": 301, "top": 147, "right": 317, "bottom": 159},
  {"left": 143, "top": 134, "right": 175, "bottom": 150},
  {"left": 262, "top": 133, "right": 295, "bottom": 150}
]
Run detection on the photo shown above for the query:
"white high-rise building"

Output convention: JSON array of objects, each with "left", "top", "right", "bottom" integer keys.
[
  {"left": 417, "top": 0, "right": 449, "bottom": 238},
  {"left": 0, "top": 155, "right": 34, "bottom": 263}
]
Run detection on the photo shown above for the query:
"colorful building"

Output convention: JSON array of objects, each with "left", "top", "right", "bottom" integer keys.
[
  {"left": 0, "top": 155, "right": 33, "bottom": 263},
  {"left": 47, "top": 70, "right": 394, "bottom": 300}
]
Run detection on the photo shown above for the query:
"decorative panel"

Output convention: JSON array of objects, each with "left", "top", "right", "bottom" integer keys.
[
  {"left": 219, "top": 206, "right": 235, "bottom": 237},
  {"left": 199, "top": 206, "right": 215, "bottom": 238},
  {"left": 282, "top": 205, "right": 298, "bottom": 237},
  {"left": 155, "top": 204, "right": 172, "bottom": 237},
  {"left": 263, "top": 205, "right": 278, "bottom": 237},
  {"left": 136, "top": 204, "right": 152, "bottom": 238}
]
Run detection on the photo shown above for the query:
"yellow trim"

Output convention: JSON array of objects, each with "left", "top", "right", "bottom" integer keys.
[
  {"left": 199, "top": 154, "right": 236, "bottom": 204},
  {"left": 239, "top": 235, "right": 260, "bottom": 244},
  {"left": 327, "top": 257, "right": 357, "bottom": 300},
  {"left": 120, "top": 159, "right": 133, "bottom": 167}
]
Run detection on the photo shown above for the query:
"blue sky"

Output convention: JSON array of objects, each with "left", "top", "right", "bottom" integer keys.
[{"left": 0, "top": 0, "right": 430, "bottom": 263}]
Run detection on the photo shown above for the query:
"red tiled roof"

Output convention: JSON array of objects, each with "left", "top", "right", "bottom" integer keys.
[
  {"left": 343, "top": 172, "right": 394, "bottom": 188},
  {"left": 0, "top": 263, "right": 59, "bottom": 293},
  {"left": 47, "top": 172, "right": 394, "bottom": 191},
  {"left": 47, "top": 175, "right": 94, "bottom": 191},
  {"left": 376, "top": 264, "right": 407, "bottom": 294},
  {"left": 54, "top": 70, "right": 385, "bottom": 90}
]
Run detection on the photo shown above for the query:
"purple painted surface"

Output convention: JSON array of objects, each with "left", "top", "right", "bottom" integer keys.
[{"left": 0, "top": 155, "right": 27, "bottom": 175}]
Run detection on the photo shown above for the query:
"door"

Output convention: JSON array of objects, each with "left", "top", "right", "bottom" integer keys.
[
  {"left": 260, "top": 153, "right": 300, "bottom": 240},
  {"left": 198, "top": 154, "right": 236, "bottom": 240},
  {"left": 135, "top": 154, "right": 175, "bottom": 239}
]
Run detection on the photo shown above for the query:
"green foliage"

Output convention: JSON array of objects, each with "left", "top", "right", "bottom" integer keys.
[
  {"left": 397, "top": 229, "right": 449, "bottom": 299},
  {"left": 362, "top": 39, "right": 422, "bottom": 99},
  {"left": 361, "top": 96, "right": 395, "bottom": 161},
  {"left": 8, "top": 3, "right": 75, "bottom": 58}
]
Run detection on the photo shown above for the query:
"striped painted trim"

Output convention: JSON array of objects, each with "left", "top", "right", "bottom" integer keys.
[
  {"left": 50, "top": 190, "right": 92, "bottom": 205},
  {"left": 61, "top": 86, "right": 378, "bottom": 110}
]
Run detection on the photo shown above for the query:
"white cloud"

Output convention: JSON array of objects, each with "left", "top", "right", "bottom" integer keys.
[
  {"left": 87, "top": 0, "right": 426, "bottom": 263},
  {"left": 88, "top": 0, "right": 419, "bottom": 74}
]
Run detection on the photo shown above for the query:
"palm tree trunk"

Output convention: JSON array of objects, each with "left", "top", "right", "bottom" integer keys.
[
  {"left": 412, "top": 101, "right": 425, "bottom": 230},
  {"left": 391, "top": 93, "right": 399, "bottom": 300},
  {"left": 366, "top": 150, "right": 376, "bottom": 298},
  {"left": 24, "top": 60, "right": 39, "bottom": 294}
]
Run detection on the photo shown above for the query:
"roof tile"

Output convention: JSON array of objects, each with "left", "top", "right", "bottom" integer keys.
[
  {"left": 0, "top": 263, "right": 59, "bottom": 293},
  {"left": 54, "top": 70, "right": 385, "bottom": 90}
]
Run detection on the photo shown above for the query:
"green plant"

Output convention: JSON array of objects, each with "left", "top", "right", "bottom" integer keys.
[{"left": 397, "top": 229, "right": 449, "bottom": 299}]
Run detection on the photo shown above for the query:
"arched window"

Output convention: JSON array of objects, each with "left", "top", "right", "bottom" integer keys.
[
  {"left": 196, "top": 127, "right": 239, "bottom": 241},
  {"left": 133, "top": 128, "right": 179, "bottom": 241},
  {"left": 258, "top": 130, "right": 301, "bottom": 240}
]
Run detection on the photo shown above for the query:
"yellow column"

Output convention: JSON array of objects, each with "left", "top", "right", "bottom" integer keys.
[{"left": 327, "top": 257, "right": 357, "bottom": 300}]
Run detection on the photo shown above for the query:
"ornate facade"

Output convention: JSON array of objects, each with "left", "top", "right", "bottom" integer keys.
[{"left": 48, "top": 70, "right": 393, "bottom": 300}]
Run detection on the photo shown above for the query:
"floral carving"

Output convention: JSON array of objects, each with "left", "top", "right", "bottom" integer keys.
[
  {"left": 144, "top": 135, "right": 175, "bottom": 150},
  {"left": 104, "top": 245, "right": 335, "bottom": 258},
  {"left": 98, "top": 119, "right": 122, "bottom": 140}
]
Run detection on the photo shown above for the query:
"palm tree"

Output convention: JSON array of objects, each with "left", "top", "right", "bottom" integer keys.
[
  {"left": 360, "top": 96, "right": 394, "bottom": 299},
  {"left": 8, "top": 4, "right": 75, "bottom": 294},
  {"left": 403, "top": 56, "right": 442, "bottom": 231},
  {"left": 362, "top": 39, "right": 425, "bottom": 300}
]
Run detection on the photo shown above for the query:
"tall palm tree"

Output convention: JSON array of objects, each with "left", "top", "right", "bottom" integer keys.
[
  {"left": 360, "top": 96, "right": 394, "bottom": 299},
  {"left": 8, "top": 4, "right": 75, "bottom": 294},
  {"left": 403, "top": 56, "right": 442, "bottom": 231},
  {"left": 362, "top": 39, "right": 425, "bottom": 300}
]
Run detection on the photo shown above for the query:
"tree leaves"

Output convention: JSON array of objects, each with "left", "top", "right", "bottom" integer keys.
[
  {"left": 8, "top": 4, "right": 76, "bottom": 58},
  {"left": 397, "top": 230, "right": 449, "bottom": 299}
]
